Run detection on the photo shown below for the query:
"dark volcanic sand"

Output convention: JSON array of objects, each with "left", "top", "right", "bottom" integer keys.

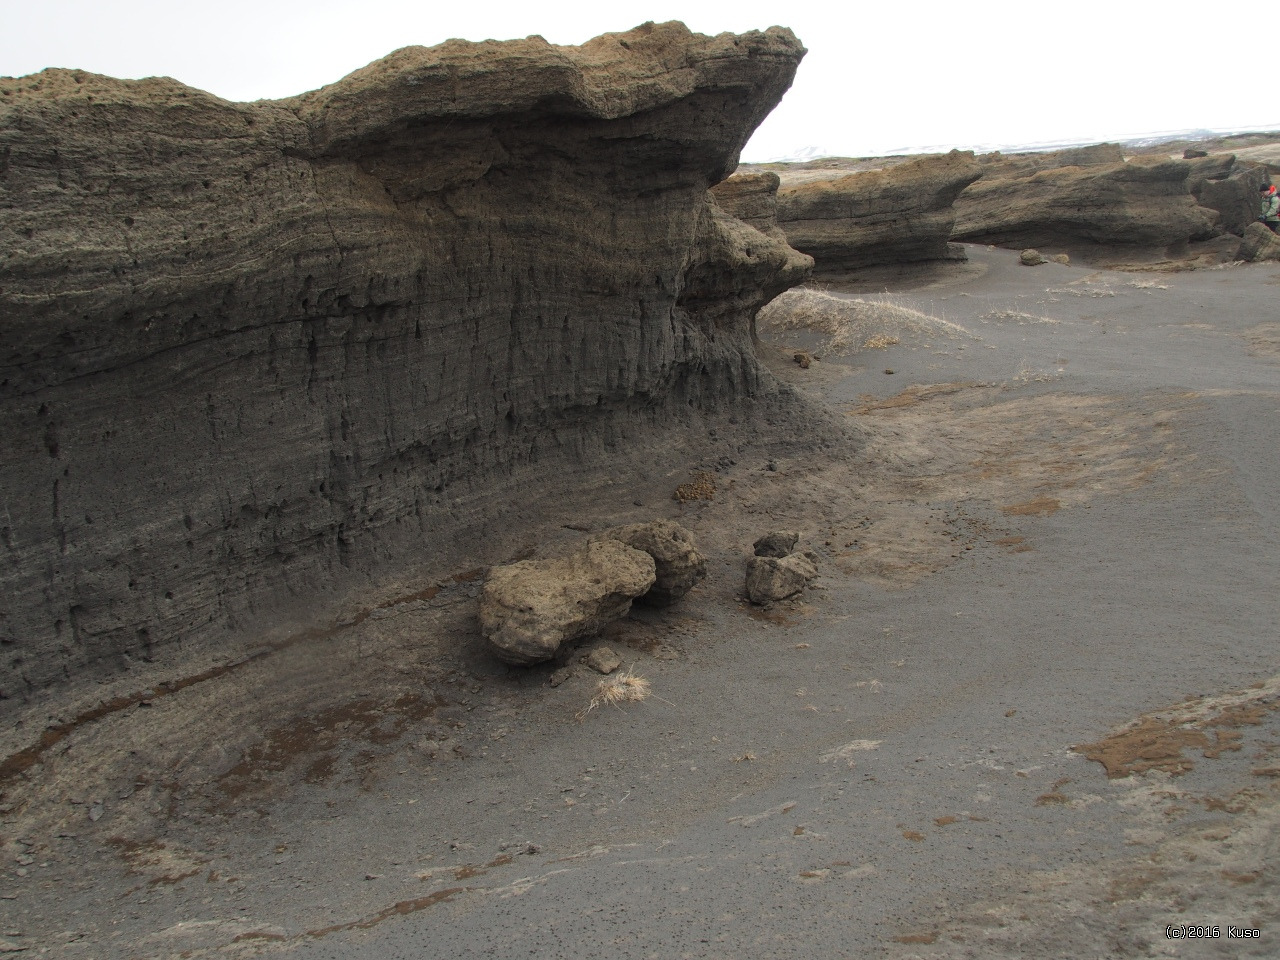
[{"left": 2, "top": 246, "right": 1278, "bottom": 958}]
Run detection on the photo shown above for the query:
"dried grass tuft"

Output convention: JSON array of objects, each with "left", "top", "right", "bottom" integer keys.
[
  {"left": 577, "top": 667, "right": 653, "bottom": 721},
  {"left": 981, "top": 309, "right": 1059, "bottom": 325},
  {"left": 861, "top": 334, "right": 900, "bottom": 350},
  {"left": 758, "top": 288, "right": 971, "bottom": 355}
]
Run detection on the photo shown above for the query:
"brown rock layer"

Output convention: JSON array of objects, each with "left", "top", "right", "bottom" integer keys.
[
  {"left": 953, "top": 154, "right": 1221, "bottom": 249},
  {"left": 0, "top": 22, "right": 808, "bottom": 697},
  {"left": 773, "top": 151, "right": 982, "bottom": 274}
]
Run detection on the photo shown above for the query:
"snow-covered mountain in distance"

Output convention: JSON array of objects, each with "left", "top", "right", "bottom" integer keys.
[{"left": 759, "top": 125, "right": 1280, "bottom": 163}]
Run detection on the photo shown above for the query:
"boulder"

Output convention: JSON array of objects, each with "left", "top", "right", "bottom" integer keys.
[
  {"left": 1189, "top": 156, "right": 1269, "bottom": 235},
  {"left": 593, "top": 520, "right": 707, "bottom": 606},
  {"left": 584, "top": 645, "right": 622, "bottom": 675},
  {"left": 481, "top": 540, "right": 656, "bottom": 666},
  {"left": 745, "top": 553, "right": 818, "bottom": 604},
  {"left": 753, "top": 530, "right": 800, "bottom": 558},
  {"left": 775, "top": 150, "right": 983, "bottom": 273},
  {"left": 0, "top": 23, "right": 810, "bottom": 692},
  {"left": 1239, "top": 222, "right": 1280, "bottom": 262},
  {"left": 954, "top": 155, "right": 1219, "bottom": 249},
  {"left": 1184, "top": 148, "right": 1209, "bottom": 159}
]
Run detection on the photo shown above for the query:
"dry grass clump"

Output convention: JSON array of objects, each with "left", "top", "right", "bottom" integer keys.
[
  {"left": 576, "top": 667, "right": 653, "bottom": 721},
  {"left": 758, "top": 288, "right": 970, "bottom": 355},
  {"left": 861, "top": 334, "right": 900, "bottom": 350},
  {"left": 981, "top": 309, "right": 1059, "bottom": 325},
  {"left": 673, "top": 472, "right": 715, "bottom": 502}
]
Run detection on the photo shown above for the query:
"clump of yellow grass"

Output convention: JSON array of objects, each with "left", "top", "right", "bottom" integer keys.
[
  {"left": 758, "top": 288, "right": 970, "bottom": 355},
  {"left": 576, "top": 667, "right": 655, "bottom": 721}
]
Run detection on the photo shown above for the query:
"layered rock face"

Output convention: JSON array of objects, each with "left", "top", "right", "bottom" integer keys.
[
  {"left": 952, "top": 153, "right": 1221, "bottom": 249},
  {"left": 771, "top": 151, "right": 983, "bottom": 274},
  {"left": 0, "top": 22, "right": 808, "bottom": 696},
  {"left": 710, "top": 171, "right": 791, "bottom": 242}
]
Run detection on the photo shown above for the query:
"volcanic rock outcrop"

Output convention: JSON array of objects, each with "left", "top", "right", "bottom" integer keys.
[
  {"left": 772, "top": 150, "right": 983, "bottom": 274},
  {"left": 952, "top": 153, "right": 1222, "bottom": 250},
  {"left": 0, "top": 22, "right": 809, "bottom": 696}
]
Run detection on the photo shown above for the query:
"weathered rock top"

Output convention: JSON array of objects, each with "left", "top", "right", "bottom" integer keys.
[{"left": 288, "top": 22, "right": 803, "bottom": 162}]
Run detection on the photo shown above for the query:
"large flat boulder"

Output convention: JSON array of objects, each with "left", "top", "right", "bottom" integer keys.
[
  {"left": 774, "top": 150, "right": 982, "bottom": 274},
  {"left": 481, "top": 540, "right": 656, "bottom": 666},
  {"left": 0, "top": 23, "right": 810, "bottom": 695}
]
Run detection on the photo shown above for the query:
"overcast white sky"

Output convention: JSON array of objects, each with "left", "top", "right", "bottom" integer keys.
[{"left": 2, "top": 0, "right": 1276, "bottom": 161}]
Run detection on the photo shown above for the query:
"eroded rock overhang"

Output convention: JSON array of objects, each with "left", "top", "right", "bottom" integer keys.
[{"left": 0, "top": 22, "right": 810, "bottom": 696}]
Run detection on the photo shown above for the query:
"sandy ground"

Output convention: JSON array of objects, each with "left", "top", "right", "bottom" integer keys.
[{"left": 2, "top": 245, "right": 1279, "bottom": 958}]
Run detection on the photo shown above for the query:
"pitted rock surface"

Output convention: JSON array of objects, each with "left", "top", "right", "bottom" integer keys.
[
  {"left": 480, "top": 540, "right": 656, "bottom": 666},
  {"left": 752, "top": 530, "right": 799, "bottom": 558},
  {"left": 593, "top": 520, "right": 707, "bottom": 606},
  {"left": 745, "top": 552, "right": 817, "bottom": 604}
]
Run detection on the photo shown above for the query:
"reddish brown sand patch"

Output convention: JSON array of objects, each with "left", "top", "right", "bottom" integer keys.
[
  {"left": 1074, "top": 676, "right": 1280, "bottom": 778},
  {"left": 848, "top": 381, "right": 982, "bottom": 415},
  {"left": 894, "top": 932, "right": 938, "bottom": 944},
  {"left": 1001, "top": 497, "right": 1061, "bottom": 517},
  {"left": 307, "top": 887, "right": 467, "bottom": 938}
]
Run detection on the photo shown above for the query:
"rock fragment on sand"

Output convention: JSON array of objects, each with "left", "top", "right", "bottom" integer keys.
[
  {"left": 1239, "top": 221, "right": 1280, "bottom": 262},
  {"left": 745, "top": 554, "right": 818, "bottom": 603},
  {"left": 584, "top": 646, "right": 621, "bottom": 675},
  {"left": 549, "top": 666, "right": 575, "bottom": 687},
  {"left": 1050, "top": 253, "right": 1070, "bottom": 265},
  {"left": 593, "top": 520, "right": 706, "bottom": 605},
  {"left": 794, "top": 351, "right": 812, "bottom": 368},
  {"left": 481, "top": 541, "right": 656, "bottom": 665},
  {"left": 1019, "top": 249, "right": 1048, "bottom": 266},
  {"left": 753, "top": 531, "right": 800, "bottom": 558}
]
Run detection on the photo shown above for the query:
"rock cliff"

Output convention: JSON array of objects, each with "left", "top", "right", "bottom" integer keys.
[
  {"left": 0, "top": 22, "right": 808, "bottom": 698},
  {"left": 952, "top": 153, "right": 1221, "bottom": 250},
  {"left": 771, "top": 151, "right": 982, "bottom": 274}
]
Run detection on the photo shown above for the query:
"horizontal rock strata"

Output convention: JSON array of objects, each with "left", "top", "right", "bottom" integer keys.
[
  {"left": 0, "top": 22, "right": 809, "bottom": 697},
  {"left": 773, "top": 151, "right": 982, "bottom": 273},
  {"left": 953, "top": 153, "right": 1222, "bottom": 249}
]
